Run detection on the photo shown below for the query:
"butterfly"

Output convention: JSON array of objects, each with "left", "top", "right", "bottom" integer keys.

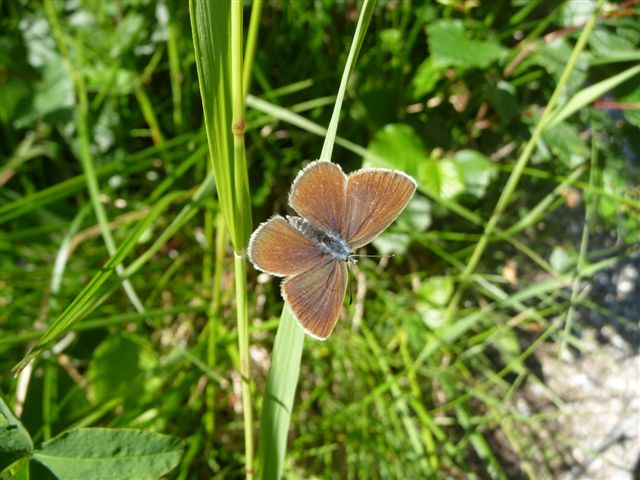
[{"left": 248, "top": 160, "right": 416, "bottom": 339}]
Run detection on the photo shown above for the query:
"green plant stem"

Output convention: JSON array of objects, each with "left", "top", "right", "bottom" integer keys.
[
  {"left": 560, "top": 127, "right": 598, "bottom": 353},
  {"left": 442, "top": 2, "right": 602, "bottom": 325},
  {"left": 205, "top": 212, "right": 226, "bottom": 437},
  {"left": 212, "top": 212, "right": 226, "bottom": 315},
  {"left": 319, "top": 0, "right": 374, "bottom": 162},
  {"left": 42, "top": 358, "right": 56, "bottom": 441},
  {"left": 167, "top": 0, "right": 184, "bottom": 132},
  {"left": 235, "top": 253, "right": 253, "bottom": 478},
  {"left": 231, "top": 2, "right": 254, "bottom": 477},
  {"left": 243, "top": 0, "right": 263, "bottom": 99},
  {"left": 135, "top": 87, "right": 165, "bottom": 146}
]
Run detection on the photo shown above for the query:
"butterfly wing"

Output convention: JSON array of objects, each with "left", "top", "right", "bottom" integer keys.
[
  {"left": 248, "top": 215, "right": 329, "bottom": 277},
  {"left": 342, "top": 169, "right": 416, "bottom": 249},
  {"left": 288, "top": 160, "right": 347, "bottom": 235},
  {"left": 282, "top": 259, "right": 348, "bottom": 340}
]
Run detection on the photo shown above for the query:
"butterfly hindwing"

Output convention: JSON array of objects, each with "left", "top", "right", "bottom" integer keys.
[{"left": 281, "top": 259, "right": 348, "bottom": 340}]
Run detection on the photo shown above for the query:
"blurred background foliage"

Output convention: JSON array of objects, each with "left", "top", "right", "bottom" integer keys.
[{"left": 1, "top": 0, "right": 639, "bottom": 478}]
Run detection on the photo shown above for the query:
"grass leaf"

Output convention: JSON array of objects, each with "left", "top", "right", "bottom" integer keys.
[{"left": 257, "top": 1, "right": 377, "bottom": 478}]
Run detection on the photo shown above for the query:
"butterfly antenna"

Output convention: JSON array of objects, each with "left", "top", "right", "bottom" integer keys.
[{"left": 351, "top": 253, "right": 395, "bottom": 259}]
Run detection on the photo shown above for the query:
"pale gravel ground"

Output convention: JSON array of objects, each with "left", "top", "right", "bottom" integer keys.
[
  {"left": 533, "top": 255, "right": 639, "bottom": 479},
  {"left": 539, "top": 339, "right": 639, "bottom": 480}
]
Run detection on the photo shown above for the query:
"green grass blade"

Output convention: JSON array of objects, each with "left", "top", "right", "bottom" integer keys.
[
  {"left": 190, "top": 0, "right": 238, "bottom": 248},
  {"left": 0, "top": 134, "right": 193, "bottom": 223},
  {"left": 320, "top": 0, "right": 375, "bottom": 162},
  {"left": 257, "top": 1, "right": 377, "bottom": 478},
  {"left": 560, "top": 125, "right": 599, "bottom": 353},
  {"left": 124, "top": 172, "right": 216, "bottom": 277},
  {"left": 12, "top": 163, "right": 216, "bottom": 368},
  {"left": 257, "top": 308, "right": 304, "bottom": 480},
  {"left": 13, "top": 190, "right": 188, "bottom": 372},
  {"left": 44, "top": 0, "right": 145, "bottom": 314},
  {"left": 546, "top": 63, "right": 640, "bottom": 128}
]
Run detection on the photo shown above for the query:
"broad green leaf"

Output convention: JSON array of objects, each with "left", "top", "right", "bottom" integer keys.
[
  {"left": 598, "top": 157, "right": 637, "bottom": 241},
  {"left": 2, "top": 457, "right": 30, "bottom": 479},
  {"left": 401, "top": 195, "right": 432, "bottom": 232},
  {"left": 33, "top": 429, "right": 183, "bottom": 480},
  {"left": 427, "top": 20, "right": 504, "bottom": 69},
  {"left": 541, "top": 121, "right": 588, "bottom": 168},
  {"left": 487, "top": 81, "right": 519, "bottom": 124},
  {"left": 416, "top": 276, "right": 454, "bottom": 329},
  {"left": 561, "top": 0, "right": 597, "bottom": 26},
  {"left": 371, "top": 231, "right": 412, "bottom": 257},
  {"left": 0, "top": 397, "right": 32, "bottom": 476},
  {"left": 410, "top": 58, "right": 444, "bottom": 99},
  {"left": 0, "top": 397, "right": 33, "bottom": 458},
  {"left": 14, "top": 12, "right": 72, "bottom": 128},
  {"left": 14, "top": 59, "right": 74, "bottom": 128},
  {"left": 454, "top": 149, "right": 497, "bottom": 198},
  {"left": 589, "top": 26, "right": 636, "bottom": 57},
  {"left": 419, "top": 158, "right": 465, "bottom": 200},
  {"left": 379, "top": 28, "right": 402, "bottom": 56},
  {"left": 365, "top": 123, "right": 427, "bottom": 179},
  {"left": 418, "top": 276, "right": 454, "bottom": 307},
  {"left": 0, "top": 425, "right": 32, "bottom": 459},
  {"left": 88, "top": 333, "right": 160, "bottom": 405},
  {"left": 85, "top": 65, "right": 138, "bottom": 96},
  {"left": 19, "top": 12, "right": 56, "bottom": 67},
  {"left": 111, "top": 13, "right": 145, "bottom": 57}
]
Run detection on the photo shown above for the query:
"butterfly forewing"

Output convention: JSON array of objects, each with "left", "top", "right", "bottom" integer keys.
[
  {"left": 248, "top": 215, "right": 329, "bottom": 277},
  {"left": 342, "top": 169, "right": 416, "bottom": 248},
  {"left": 289, "top": 160, "right": 347, "bottom": 235},
  {"left": 281, "top": 259, "right": 348, "bottom": 340}
]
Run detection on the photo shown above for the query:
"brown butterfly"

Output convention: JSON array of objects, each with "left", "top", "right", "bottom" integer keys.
[{"left": 248, "top": 160, "right": 416, "bottom": 339}]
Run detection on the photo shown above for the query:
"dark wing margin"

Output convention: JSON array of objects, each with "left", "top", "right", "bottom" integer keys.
[
  {"left": 288, "top": 160, "right": 348, "bottom": 236},
  {"left": 342, "top": 169, "right": 416, "bottom": 249},
  {"left": 281, "top": 259, "right": 348, "bottom": 340},
  {"left": 248, "top": 215, "right": 328, "bottom": 277}
]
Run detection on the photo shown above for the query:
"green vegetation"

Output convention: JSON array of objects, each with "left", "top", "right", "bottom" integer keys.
[{"left": 1, "top": 0, "right": 638, "bottom": 478}]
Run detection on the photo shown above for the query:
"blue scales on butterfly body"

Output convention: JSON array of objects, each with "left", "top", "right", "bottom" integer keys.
[{"left": 286, "top": 216, "right": 353, "bottom": 263}]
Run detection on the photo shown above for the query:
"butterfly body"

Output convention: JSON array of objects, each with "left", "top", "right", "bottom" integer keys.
[
  {"left": 287, "top": 216, "right": 353, "bottom": 262},
  {"left": 248, "top": 160, "right": 416, "bottom": 340}
]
